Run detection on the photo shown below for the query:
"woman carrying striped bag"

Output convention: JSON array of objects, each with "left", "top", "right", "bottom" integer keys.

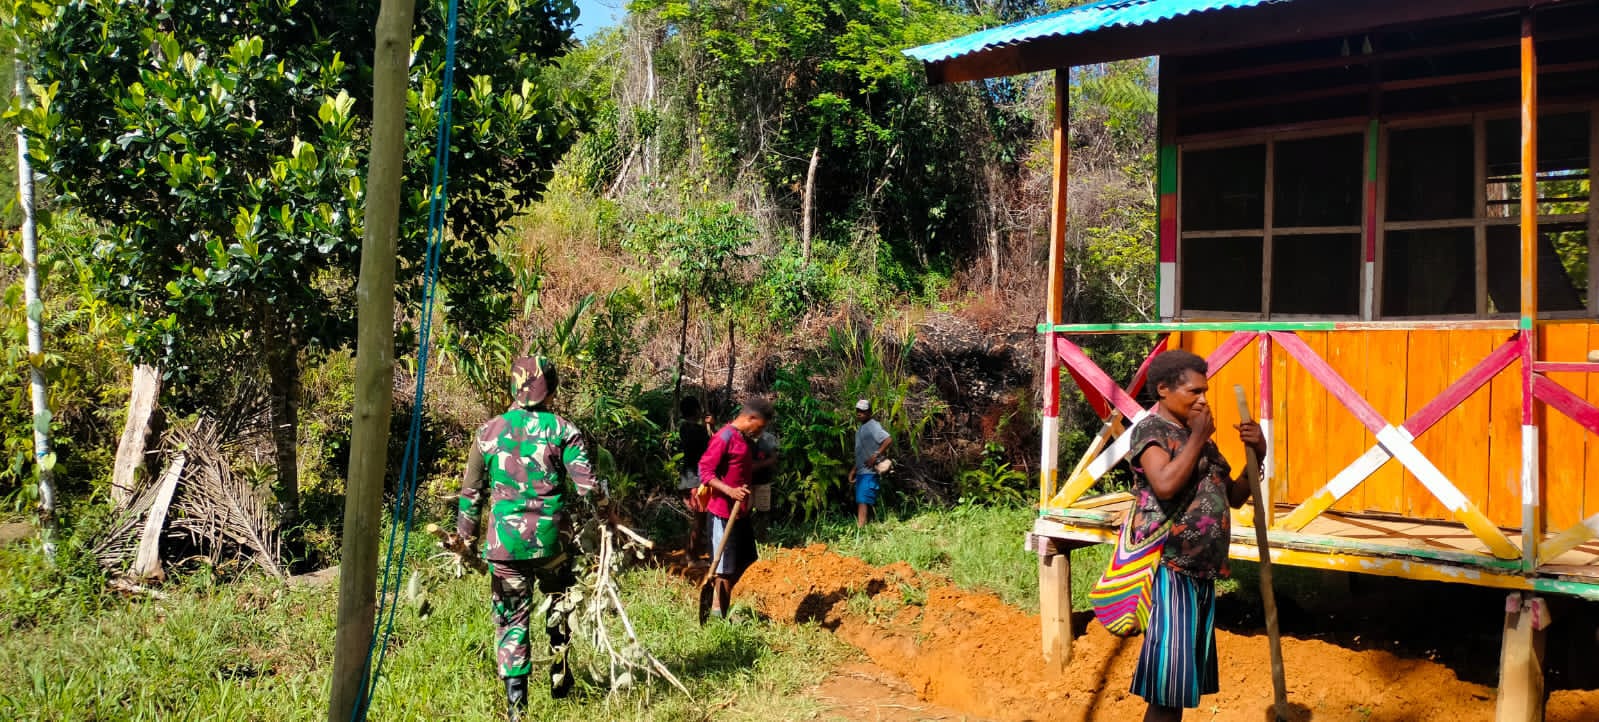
[{"left": 1123, "top": 350, "right": 1266, "bottom": 722}]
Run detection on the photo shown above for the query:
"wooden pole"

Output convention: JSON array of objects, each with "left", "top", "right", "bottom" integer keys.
[
  {"left": 1038, "top": 66, "right": 1071, "bottom": 670},
  {"left": 1234, "top": 385, "right": 1288, "bottom": 721},
  {"left": 328, "top": 0, "right": 417, "bottom": 718},
  {"left": 1040, "top": 67, "right": 1069, "bottom": 505},
  {"left": 1518, "top": 12, "right": 1542, "bottom": 573}
]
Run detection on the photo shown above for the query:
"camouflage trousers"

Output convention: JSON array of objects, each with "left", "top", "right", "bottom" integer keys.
[{"left": 489, "top": 556, "right": 576, "bottom": 680}]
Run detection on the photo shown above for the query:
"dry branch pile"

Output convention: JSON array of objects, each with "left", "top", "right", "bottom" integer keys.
[{"left": 93, "top": 419, "right": 285, "bottom": 582}]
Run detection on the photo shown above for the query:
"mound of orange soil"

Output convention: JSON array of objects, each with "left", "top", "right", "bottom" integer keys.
[{"left": 738, "top": 545, "right": 1599, "bottom": 722}]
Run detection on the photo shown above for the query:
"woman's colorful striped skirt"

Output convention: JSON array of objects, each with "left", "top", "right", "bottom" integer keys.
[{"left": 1130, "top": 564, "right": 1220, "bottom": 709}]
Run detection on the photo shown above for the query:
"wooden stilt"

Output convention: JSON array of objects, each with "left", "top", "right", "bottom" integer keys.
[
  {"left": 1038, "top": 539, "right": 1073, "bottom": 671},
  {"left": 1496, "top": 592, "right": 1548, "bottom": 722}
]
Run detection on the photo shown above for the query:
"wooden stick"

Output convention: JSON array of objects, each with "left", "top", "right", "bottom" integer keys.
[{"left": 1235, "top": 385, "right": 1288, "bottom": 722}]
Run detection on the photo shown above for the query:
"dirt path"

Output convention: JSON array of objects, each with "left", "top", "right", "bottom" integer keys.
[{"left": 739, "top": 545, "right": 1599, "bottom": 722}]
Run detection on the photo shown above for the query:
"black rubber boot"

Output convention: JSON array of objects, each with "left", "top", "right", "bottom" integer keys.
[
  {"left": 505, "top": 675, "right": 529, "bottom": 721},
  {"left": 549, "top": 654, "right": 573, "bottom": 700}
]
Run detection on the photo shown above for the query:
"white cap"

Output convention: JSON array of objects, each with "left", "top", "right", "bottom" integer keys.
[{"left": 855, "top": 399, "right": 871, "bottom": 411}]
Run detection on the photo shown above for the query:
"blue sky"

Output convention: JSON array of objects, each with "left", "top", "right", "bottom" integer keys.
[{"left": 574, "top": 0, "right": 623, "bottom": 39}]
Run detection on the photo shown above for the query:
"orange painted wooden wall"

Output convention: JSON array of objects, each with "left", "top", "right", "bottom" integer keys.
[{"left": 1168, "top": 324, "right": 1599, "bottom": 529}]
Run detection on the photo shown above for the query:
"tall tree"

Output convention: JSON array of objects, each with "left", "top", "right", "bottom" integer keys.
[
  {"left": 18, "top": 0, "right": 586, "bottom": 514},
  {"left": 14, "top": 49, "right": 52, "bottom": 555}
]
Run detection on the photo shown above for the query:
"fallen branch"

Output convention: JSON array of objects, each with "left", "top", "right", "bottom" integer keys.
[
  {"left": 426, "top": 513, "right": 690, "bottom": 700},
  {"left": 424, "top": 523, "right": 486, "bottom": 575}
]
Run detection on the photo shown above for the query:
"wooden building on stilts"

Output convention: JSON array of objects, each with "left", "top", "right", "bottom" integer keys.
[{"left": 907, "top": 1, "right": 1599, "bottom": 717}]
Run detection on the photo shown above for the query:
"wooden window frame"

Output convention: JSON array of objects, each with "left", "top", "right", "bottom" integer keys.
[
  {"left": 1375, "top": 102, "right": 1599, "bottom": 319},
  {"left": 1176, "top": 125, "right": 1367, "bottom": 320}
]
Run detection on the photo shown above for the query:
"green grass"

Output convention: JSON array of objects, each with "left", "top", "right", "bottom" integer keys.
[
  {"left": 0, "top": 533, "right": 852, "bottom": 722},
  {"left": 0, "top": 505, "right": 1119, "bottom": 721},
  {"left": 767, "top": 504, "right": 1111, "bottom": 614}
]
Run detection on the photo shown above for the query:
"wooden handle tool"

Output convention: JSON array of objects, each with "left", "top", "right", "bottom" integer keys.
[
  {"left": 1234, "top": 385, "right": 1289, "bottom": 721},
  {"left": 698, "top": 499, "right": 743, "bottom": 626}
]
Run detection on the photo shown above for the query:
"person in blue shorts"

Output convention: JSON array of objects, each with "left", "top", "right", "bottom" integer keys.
[{"left": 849, "top": 399, "right": 892, "bottom": 527}]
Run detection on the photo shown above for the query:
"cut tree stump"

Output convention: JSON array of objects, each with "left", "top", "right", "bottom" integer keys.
[
  {"left": 111, "top": 365, "right": 163, "bottom": 510},
  {"left": 132, "top": 452, "right": 185, "bottom": 581}
]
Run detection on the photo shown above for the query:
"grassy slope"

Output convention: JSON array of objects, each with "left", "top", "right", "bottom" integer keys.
[
  {"left": 0, "top": 506, "right": 1100, "bottom": 721},
  {"left": 0, "top": 541, "right": 850, "bottom": 721}
]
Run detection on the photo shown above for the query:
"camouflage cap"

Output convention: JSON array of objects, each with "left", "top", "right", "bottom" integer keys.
[{"left": 511, "top": 356, "right": 558, "bottom": 407}]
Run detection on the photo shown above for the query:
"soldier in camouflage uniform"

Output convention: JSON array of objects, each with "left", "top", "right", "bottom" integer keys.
[{"left": 458, "top": 356, "right": 604, "bottom": 719}]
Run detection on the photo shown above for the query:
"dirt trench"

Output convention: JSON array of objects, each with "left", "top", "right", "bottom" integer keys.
[{"left": 737, "top": 545, "right": 1599, "bottom": 722}]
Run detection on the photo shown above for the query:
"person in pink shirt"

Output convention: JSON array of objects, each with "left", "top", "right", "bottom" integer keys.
[{"left": 697, "top": 397, "right": 775, "bottom": 618}]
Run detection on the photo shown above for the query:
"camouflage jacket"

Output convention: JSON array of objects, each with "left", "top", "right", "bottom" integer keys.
[{"left": 457, "top": 407, "right": 599, "bottom": 561}]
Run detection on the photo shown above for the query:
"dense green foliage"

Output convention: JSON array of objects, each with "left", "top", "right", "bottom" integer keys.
[
  {"left": 0, "top": 212, "right": 122, "bottom": 506},
  {"left": 17, "top": 0, "right": 586, "bottom": 510}
]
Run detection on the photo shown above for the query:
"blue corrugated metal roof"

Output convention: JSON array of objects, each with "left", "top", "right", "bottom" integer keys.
[{"left": 904, "top": 0, "right": 1295, "bottom": 64}]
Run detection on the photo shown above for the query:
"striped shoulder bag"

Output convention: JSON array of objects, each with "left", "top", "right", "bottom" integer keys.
[{"left": 1088, "top": 509, "right": 1175, "bottom": 638}]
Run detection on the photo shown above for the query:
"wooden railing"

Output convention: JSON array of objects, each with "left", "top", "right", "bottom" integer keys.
[{"left": 1040, "top": 320, "right": 1599, "bottom": 571}]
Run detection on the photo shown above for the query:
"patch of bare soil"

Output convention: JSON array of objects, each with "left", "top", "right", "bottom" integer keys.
[
  {"left": 0, "top": 521, "right": 34, "bottom": 546},
  {"left": 813, "top": 662, "right": 990, "bottom": 722},
  {"left": 739, "top": 545, "right": 1599, "bottom": 722}
]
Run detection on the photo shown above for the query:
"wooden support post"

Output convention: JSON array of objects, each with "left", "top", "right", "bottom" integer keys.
[
  {"left": 1038, "top": 538, "right": 1073, "bottom": 671},
  {"left": 1496, "top": 592, "right": 1549, "bottom": 722},
  {"left": 1040, "top": 67, "right": 1069, "bottom": 508},
  {"left": 1259, "top": 333, "right": 1275, "bottom": 517},
  {"left": 1519, "top": 13, "right": 1542, "bottom": 573},
  {"left": 1157, "top": 60, "right": 1177, "bottom": 320},
  {"left": 328, "top": 0, "right": 417, "bottom": 719}
]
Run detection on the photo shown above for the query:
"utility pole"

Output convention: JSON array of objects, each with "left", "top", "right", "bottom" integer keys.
[
  {"left": 327, "top": 0, "right": 416, "bottom": 718},
  {"left": 16, "top": 53, "right": 55, "bottom": 558}
]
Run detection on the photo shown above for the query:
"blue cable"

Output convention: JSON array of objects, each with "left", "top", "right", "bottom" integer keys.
[{"left": 350, "top": 0, "right": 461, "bottom": 717}]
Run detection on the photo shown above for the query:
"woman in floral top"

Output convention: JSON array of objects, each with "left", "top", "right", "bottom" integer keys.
[{"left": 1127, "top": 350, "right": 1265, "bottom": 721}]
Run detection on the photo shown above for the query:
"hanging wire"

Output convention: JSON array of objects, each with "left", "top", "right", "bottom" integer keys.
[{"left": 350, "top": 0, "right": 462, "bottom": 717}]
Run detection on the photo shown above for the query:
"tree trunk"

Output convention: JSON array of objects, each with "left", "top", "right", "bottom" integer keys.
[
  {"left": 671, "top": 286, "right": 690, "bottom": 414},
  {"left": 725, "top": 311, "right": 735, "bottom": 403},
  {"left": 800, "top": 144, "right": 819, "bottom": 262},
  {"left": 16, "top": 54, "right": 54, "bottom": 557},
  {"left": 264, "top": 333, "right": 301, "bottom": 521},
  {"left": 988, "top": 227, "right": 1001, "bottom": 296},
  {"left": 643, "top": 34, "right": 656, "bottom": 179},
  {"left": 330, "top": 0, "right": 416, "bottom": 716},
  {"left": 111, "top": 364, "right": 164, "bottom": 510}
]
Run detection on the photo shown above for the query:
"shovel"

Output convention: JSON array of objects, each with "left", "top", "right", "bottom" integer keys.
[
  {"left": 1234, "top": 385, "right": 1289, "bottom": 721},
  {"left": 697, "top": 499, "right": 743, "bottom": 626}
]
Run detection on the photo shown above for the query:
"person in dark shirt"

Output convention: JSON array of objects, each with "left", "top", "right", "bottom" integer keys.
[{"left": 677, "top": 396, "right": 713, "bottom": 553}]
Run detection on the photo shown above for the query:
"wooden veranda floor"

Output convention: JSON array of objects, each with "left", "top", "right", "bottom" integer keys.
[{"left": 1034, "top": 494, "right": 1599, "bottom": 601}]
